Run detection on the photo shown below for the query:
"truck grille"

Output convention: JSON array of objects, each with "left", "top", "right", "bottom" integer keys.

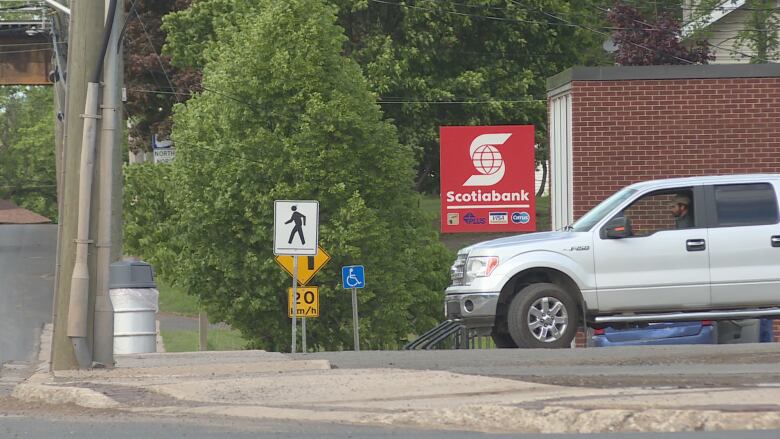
[{"left": 450, "top": 253, "right": 467, "bottom": 286}]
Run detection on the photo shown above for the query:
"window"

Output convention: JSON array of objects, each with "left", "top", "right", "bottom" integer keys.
[
  {"left": 714, "top": 183, "right": 779, "bottom": 227},
  {"left": 617, "top": 187, "right": 695, "bottom": 237},
  {"left": 571, "top": 188, "right": 637, "bottom": 232}
]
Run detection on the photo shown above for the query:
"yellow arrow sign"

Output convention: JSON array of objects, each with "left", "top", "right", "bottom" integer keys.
[
  {"left": 288, "top": 286, "right": 319, "bottom": 318},
  {"left": 275, "top": 245, "right": 331, "bottom": 286}
]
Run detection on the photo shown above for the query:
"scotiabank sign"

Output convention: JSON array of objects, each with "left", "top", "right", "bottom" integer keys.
[{"left": 440, "top": 125, "right": 535, "bottom": 233}]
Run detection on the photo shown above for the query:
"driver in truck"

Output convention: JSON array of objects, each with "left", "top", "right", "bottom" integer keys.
[{"left": 671, "top": 194, "right": 693, "bottom": 229}]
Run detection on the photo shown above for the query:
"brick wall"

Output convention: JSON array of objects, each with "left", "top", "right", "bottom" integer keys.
[
  {"left": 570, "top": 77, "right": 780, "bottom": 218},
  {"left": 774, "top": 320, "right": 780, "bottom": 342}
]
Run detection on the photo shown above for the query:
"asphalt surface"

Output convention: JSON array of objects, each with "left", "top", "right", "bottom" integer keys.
[
  {"left": 0, "top": 224, "right": 57, "bottom": 367},
  {"left": 298, "top": 343, "right": 780, "bottom": 388},
  {"left": 1, "top": 414, "right": 779, "bottom": 439}
]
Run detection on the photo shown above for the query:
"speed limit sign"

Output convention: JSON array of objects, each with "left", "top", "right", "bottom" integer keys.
[{"left": 288, "top": 286, "right": 319, "bottom": 318}]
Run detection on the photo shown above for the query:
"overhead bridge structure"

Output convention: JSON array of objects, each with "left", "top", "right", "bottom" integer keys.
[{"left": 0, "top": 1, "right": 66, "bottom": 85}]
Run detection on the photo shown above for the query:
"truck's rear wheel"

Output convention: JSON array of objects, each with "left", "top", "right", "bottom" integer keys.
[{"left": 507, "top": 283, "right": 578, "bottom": 349}]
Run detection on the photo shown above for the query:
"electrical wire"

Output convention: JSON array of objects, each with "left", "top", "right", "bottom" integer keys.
[
  {"left": 510, "top": 0, "right": 698, "bottom": 64},
  {"left": 368, "top": 0, "right": 580, "bottom": 27},
  {"left": 129, "top": 2, "right": 180, "bottom": 103},
  {"left": 596, "top": 3, "right": 776, "bottom": 62},
  {"left": 128, "top": 88, "right": 546, "bottom": 106},
  {"left": 0, "top": 47, "right": 50, "bottom": 54},
  {"left": 0, "top": 41, "right": 64, "bottom": 47}
]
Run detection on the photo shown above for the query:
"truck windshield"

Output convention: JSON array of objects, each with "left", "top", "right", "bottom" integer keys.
[{"left": 569, "top": 188, "right": 638, "bottom": 232}]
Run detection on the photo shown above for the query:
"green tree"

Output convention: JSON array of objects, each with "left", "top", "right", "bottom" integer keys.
[
  {"left": 607, "top": 1, "right": 712, "bottom": 65},
  {"left": 334, "top": 0, "right": 609, "bottom": 192},
  {"left": 165, "top": 1, "right": 610, "bottom": 193},
  {"left": 0, "top": 87, "right": 57, "bottom": 221},
  {"left": 166, "top": 0, "right": 451, "bottom": 351},
  {"left": 123, "top": 163, "right": 180, "bottom": 276},
  {"left": 685, "top": 0, "right": 779, "bottom": 63},
  {"left": 734, "top": 0, "right": 780, "bottom": 63},
  {"left": 123, "top": 0, "right": 199, "bottom": 155}
]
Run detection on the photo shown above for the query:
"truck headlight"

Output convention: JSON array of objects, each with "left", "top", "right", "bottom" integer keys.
[{"left": 464, "top": 256, "right": 499, "bottom": 285}]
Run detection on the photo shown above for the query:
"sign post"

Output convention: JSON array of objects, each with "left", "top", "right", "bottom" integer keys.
[
  {"left": 342, "top": 265, "right": 365, "bottom": 351},
  {"left": 274, "top": 200, "right": 319, "bottom": 354},
  {"left": 291, "top": 256, "right": 298, "bottom": 353}
]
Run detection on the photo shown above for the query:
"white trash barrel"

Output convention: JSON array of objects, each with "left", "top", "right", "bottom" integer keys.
[{"left": 109, "top": 261, "right": 158, "bottom": 354}]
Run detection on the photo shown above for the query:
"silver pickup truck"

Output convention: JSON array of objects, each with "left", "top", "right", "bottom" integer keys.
[{"left": 445, "top": 174, "right": 780, "bottom": 348}]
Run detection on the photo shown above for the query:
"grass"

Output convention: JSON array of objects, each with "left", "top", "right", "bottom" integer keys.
[
  {"left": 157, "top": 278, "right": 201, "bottom": 316},
  {"left": 161, "top": 329, "right": 248, "bottom": 352},
  {"left": 157, "top": 279, "right": 248, "bottom": 351}
]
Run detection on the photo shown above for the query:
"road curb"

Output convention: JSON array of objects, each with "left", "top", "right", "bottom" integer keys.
[
  {"left": 12, "top": 382, "right": 120, "bottom": 409},
  {"left": 363, "top": 404, "right": 780, "bottom": 434}
]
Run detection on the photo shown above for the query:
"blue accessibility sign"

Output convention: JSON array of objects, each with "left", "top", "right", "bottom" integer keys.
[{"left": 342, "top": 265, "right": 365, "bottom": 289}]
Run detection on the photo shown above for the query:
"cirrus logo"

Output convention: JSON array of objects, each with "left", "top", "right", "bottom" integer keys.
[{"left": 511, "top": 211, "right": 530, "bottom": 224}]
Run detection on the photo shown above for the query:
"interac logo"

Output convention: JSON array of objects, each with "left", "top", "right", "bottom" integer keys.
[{"left": 463, "top": 133, "right": 512, "bottom": 187}]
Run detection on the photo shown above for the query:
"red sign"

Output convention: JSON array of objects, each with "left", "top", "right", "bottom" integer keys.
[{"left": 440, "top": 125, "right": 536, "bottom": 233}]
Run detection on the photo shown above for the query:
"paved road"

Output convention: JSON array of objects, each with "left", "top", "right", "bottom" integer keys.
[
  {"left": 0, "top": 225, "right": 57, "bottom": 366},
  {"left": 299, "top": 343, "right": 780, "bottom": 388},
  {"left": 1, "top": 414, "right": 778, "bottom": 439}
]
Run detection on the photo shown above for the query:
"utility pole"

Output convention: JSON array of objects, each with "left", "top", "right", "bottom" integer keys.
[
  {"left": 93, "top": 0, "right": 124, "bottom": 368},
  {"left": 51, "top": 1, "right": 106, "bottom": 370}
]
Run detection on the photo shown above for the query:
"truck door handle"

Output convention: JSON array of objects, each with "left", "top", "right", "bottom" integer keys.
[
  {"left": 772, "top": 236, "right": 780, "bottom": 248},
  {"left": 686, "top": 239, "right": 706, "bottom": 252}
]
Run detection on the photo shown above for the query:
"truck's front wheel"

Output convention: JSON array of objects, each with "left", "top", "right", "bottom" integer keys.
[{"left": 507, "top": 283, "right": 578, "bottom": 348}]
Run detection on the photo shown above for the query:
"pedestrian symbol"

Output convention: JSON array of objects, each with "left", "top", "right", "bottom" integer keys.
[
  {"left": 274, "top": 200, "right": 318, "bottom": 256},
  {"left": 342, "top": 265, "right": 365, "bottom": 289},
  {"left": 285, "top": 206, "right": 306, "bottom": 245}
]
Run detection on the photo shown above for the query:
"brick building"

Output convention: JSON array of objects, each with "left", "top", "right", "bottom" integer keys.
[{"left": 546, "top": 64, "right": 780, "bottom": 345}]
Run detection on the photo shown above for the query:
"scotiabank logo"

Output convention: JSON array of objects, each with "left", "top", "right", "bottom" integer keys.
[{"left": 463, "top": 134, "right": 511, "bottom": 187}]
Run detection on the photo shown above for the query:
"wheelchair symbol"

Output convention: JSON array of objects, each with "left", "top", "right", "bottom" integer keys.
[
  {"left": 345, "top": 268, "right": 361, "bottom": 287},
  {"left": 342, "top": 265, "right": 365, "bottom": 289}
]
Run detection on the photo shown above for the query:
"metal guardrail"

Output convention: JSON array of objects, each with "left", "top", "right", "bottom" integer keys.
[
  {"left": 404, "top": 319, "right": 464, "bottom": 350},
  {"left": 404, "top": 320, "right": 498, "bottom": 350},
  {"left": 0, "top": 2, "right": 50, "bottom": 31}
]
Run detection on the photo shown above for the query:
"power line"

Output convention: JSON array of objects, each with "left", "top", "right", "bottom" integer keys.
[
  {"left": 0, "top": 41, "right": 63, "bottom": 47},
  {"left": 597, "top": 3, "right": 775, "bottom": 62},
  {"left": 378, "top": 98, "right": 545, "bottom": 104},
  {"left": 0, "top": 184, "right": 56, "bottom": 190},
  {"left": 0, "top": 47, "right": 50, "bottom": 54},
  {"left": 368, "top": 0, "right": 579, "bottom": 27},
  {"left": 128, "top": 1, "right": 180, "bottom": 103},
  {"left": 128, "top": 88, "right": 546, "bottom": 106},
  {"left": 510, "top": 0, "right": 698, "bottom": 64}
]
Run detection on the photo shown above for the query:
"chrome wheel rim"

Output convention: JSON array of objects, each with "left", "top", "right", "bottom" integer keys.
[{"left": 527, "top": 297, "right": 568, "bottom": 343}]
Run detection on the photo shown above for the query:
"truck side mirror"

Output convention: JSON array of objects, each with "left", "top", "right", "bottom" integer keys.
[{"left": 603, "top": 216, "right": 632, "bottom": 239}]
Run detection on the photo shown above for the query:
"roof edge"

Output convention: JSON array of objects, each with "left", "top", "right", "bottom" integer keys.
[{"left": 547, "top": 64, "right": 780, "bottom": 92}]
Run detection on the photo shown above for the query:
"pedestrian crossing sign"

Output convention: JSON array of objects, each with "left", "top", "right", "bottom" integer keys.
[{"left": 273, "top": 200, "right": 319, "bottom": 256}]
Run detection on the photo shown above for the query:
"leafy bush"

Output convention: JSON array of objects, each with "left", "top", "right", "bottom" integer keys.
[{"left": 159, "top": 0, "right": 452, "bottom": 351}]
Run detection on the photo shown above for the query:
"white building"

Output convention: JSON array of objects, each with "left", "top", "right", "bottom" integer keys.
[{"left": 683, "top": 0, "right": 780, "bottom": 63}]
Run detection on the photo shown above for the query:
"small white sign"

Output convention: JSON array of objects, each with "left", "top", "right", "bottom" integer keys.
[
  {"left": 153, "top": 148, "right": 175, "bottom": 164},
  {"left": 152, "top": 135, "right": 175, "bottom": 164},
  {"left": 274, "top": 200, "right": 319, "bottom": 256}
]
